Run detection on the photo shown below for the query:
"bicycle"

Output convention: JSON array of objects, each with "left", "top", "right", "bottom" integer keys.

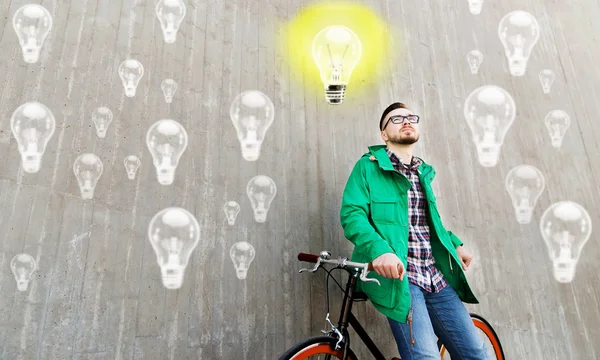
[{"left": 278, "top": 251, "right": 505, "bottom": 360}]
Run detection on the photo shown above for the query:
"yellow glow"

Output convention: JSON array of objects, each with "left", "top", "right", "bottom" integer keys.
[{"left": 278, "top": 1, "right": 402, "bottom": 102}]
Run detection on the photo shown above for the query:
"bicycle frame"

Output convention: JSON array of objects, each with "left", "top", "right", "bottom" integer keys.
[{"left": 332, "top": 268, "right": 388, "bottom": 360}]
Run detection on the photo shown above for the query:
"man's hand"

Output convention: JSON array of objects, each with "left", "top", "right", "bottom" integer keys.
[
  {"left": 456, "top": 246, "right": 473, "bottom": 270},
  {"left": 372, "top": 253, "right": 405, "bottom": 280}
]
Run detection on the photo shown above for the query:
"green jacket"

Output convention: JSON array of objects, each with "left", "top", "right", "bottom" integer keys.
[{"left": 340, "top": 145, "right": 479, "bottom": 323}]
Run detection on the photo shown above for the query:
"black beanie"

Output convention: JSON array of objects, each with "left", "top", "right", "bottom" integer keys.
[{"left": 379, "top": 102, "right": 408, "bottom": 131}]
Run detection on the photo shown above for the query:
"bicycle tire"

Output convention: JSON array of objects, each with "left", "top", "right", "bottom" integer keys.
[
  {"left": 438, "top": 313, "right": 505, "bottom": 359},
  {"left": 278, "top": 335, "right": 358, "bottom": 360}
]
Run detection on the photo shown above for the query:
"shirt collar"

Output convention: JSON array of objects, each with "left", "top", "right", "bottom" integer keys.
[{"left": 385, "top": 147, "right": 422, "bottom": 169}]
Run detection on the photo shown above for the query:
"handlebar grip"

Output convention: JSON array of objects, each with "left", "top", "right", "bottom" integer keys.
[
  {"left": 297, "top": 252, "right": 320, "bottom": 263},
  {"left": 367, "top": 263, "right": 373, "bottom": 271}
]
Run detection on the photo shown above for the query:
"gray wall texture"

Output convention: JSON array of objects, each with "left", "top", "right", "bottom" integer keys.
[{"left": 1, "top": 0, "right": 599, "bottom": 359}]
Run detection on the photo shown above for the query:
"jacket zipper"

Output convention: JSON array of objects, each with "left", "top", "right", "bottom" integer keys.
[
  {"left": 407, "top": 307, "right": 415, "bottom": 346},
  {"left": 449, "top": 253, "right": 454, "bottom": 273}
]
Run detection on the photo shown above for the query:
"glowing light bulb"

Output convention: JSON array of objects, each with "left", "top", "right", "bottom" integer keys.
[
  {"left": 124, "top": 155, "right": 141, "bottom": 180},
  {"left": 312, "top": 25, "right": 362, "bottom": 104},
  {"left": 223, "top": 201, "right": 241, "bottom": 225},
  {"left": 230, "top": 90, "right": 275, "bottom": 161},
  {"left": 91, "top": 106, "right": 113, "bottom": 139},
  {"left": 463, "top": 85, "right": 516, "bottom": 167},
  {"left": 12, "top": 4, "right": 53, "bottom": 63},
  {"left": 10, "top": 102, "right": 56, "bottom": 173},
  {"left": 540, "top": 201, "right": 592, "bottom": 283},
  {"left": 498, "top": 10, "right": 540, "bottom": 76},
  {"left": 73, "top": 153, "right": 103, "bottom": 200},
  {"left": 11, "top": 253, "right": 36, "bottom": 291},
  {"left": 246, "top": 175, "right": 277, "bottom": 223},
  {"left": 505, "top": 165, "right": 545, "bottom": 224},
  {"left": 148, "top": 207, "right": 200, "bottom": 289},
  {"left": 146, "top": 119, "right": 188, "bottom": 185},
  {"left": 467, "top": 0, "right": 484, "bottom": 14},
  {"left": 118, "top": 59, "right": 144, "bottom": 97},
  {"left": 466, "top": 50, "right": 483, "bottom": 74},
  {"left": 155, "top": 0, "right": 186, "bottom": 44},
  {"left": 230, "top": 241, "right": 255, "bottom": 280},
  {"left": 539, "top": 69, "right": 556, "bottom": 94},
  {"left": 161, "top": 78, "right": 178, "bottom": 103},
  {"left": 544, "top": 110, "right": 570, "bottom": 148}
]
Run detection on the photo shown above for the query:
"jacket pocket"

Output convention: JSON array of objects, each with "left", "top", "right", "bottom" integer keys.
[
  {"left": 370, "top": 197, "right": 402, "bottom": 224},
  {"left": 361, "top": 271, "right": 396, "bottom": 308}
]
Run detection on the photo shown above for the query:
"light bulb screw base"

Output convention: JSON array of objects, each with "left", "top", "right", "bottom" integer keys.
[{"left": 324, "top": 85, "right": 346, "bottom": 104}]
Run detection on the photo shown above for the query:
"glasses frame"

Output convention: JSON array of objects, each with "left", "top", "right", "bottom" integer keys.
[{"left": 382, "top": 114, "right": 420, "bottom": 130}]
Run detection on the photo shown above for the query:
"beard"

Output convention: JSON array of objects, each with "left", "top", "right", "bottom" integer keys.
[{"left": 388, "top": 130, "right": 420, "bottom": 145}]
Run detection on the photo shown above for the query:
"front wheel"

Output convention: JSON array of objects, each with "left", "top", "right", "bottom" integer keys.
[
  {"left": 438, "top": 313, "right": 505, "bottom": 359},
  {"left": 278, "top": 335, "right": 358, "bottom": 360}
]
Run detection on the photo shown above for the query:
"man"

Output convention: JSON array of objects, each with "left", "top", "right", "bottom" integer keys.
[{"left": 339, "top": 102, "right": 492, "bottom": 359}]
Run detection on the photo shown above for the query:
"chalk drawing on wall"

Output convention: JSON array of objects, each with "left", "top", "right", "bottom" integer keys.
[
  {"left": 230, "top": 241, "right": 255, "bottom": 280},
  {"left": 124, "top": 155, "right": 141, "bottom": 180},
  {"left": 148, "top": 207, "right": 200, "bottom": 289},
  {"left": 498, "top": 10, "right": 540, "bottom": 77},
  {"left": 463, "top": 85, "right": 516, "bottom": 167},
  {"left": 12, "top": 4, "right": 52, "bottom": 64},
  {"left": 230, "top": 90, "right": 275, "bottom": 162},
  {"left": 467, "top": 0, "right": 484, "bottom": 15},
  {"left": 224, "top": 201, "right": 241, "bottom": 226},
  {"left": 118, "top": 59, "right": 145, "bottom": 98},
  {"left": 91, "top": 107, "right": 114, "bottom": 139},
  {"left": 247, "top": 175, "right": 277, "bottom": 223},
  {"left": 11, "top": 102, "right": 56, "bottom": 174},
  {"left": 155, "top": 0, "right": 187, "bottom": 44},
  {"left": 312, "top": 25, "right": 362, "bottom": 104},
  {"left": 161, "top": 78, "right": 178, "bottom": 104},
  {"left": 539, "top": 69, "right": 556, "bottom": 94},
  {"left": 467, "top": 50, "right": 483, "bottom": 74},
  {"left": 73, "top": 153, "right": 104, "bottom": 200},
  {"left": 544, "top": 110, "right": 570, "bottom": 148},
  {"left": 146, "top": 119, "right": 188, "bottom": 186},
  {"left": 540, "top": 201, "right": 592, "bottom": 283},
  {"left": 505, "top": 165, "right": 546, "bottom": 224},
  {"left": 11, "top": 253, "right": 37, "bottom": 292}
]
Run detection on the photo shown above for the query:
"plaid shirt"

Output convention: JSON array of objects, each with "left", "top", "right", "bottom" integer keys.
[{"left": 386, "top": 148, "right": 448, "bottom": 293}]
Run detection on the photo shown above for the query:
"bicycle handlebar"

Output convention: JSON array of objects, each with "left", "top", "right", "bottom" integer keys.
[{"left": 297, "top": 251, "right": 380, "bottom": 285}]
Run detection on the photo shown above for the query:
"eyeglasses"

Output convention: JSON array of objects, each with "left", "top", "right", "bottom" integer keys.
[{"left": 382, "top": 115, "right": 420, "bottom": 130}]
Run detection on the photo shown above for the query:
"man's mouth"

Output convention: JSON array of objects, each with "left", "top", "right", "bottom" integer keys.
[{"left": 401, "top": 127, "right": 413, "bottom": 132}]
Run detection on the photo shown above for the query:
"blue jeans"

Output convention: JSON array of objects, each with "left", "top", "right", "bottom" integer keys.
[{"left": 387, "top": 283, "right": 493, "bottom": 360}]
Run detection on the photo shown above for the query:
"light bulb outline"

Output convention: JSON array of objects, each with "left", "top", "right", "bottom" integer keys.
[
  {"left": 498, "top": 10, "right": 540, "bottom": 76},
  {"left": 155, "top": 0, "right": 186, "bottom": 44},
  {"left": 466, "top": 50, "right": 483, "bottom": 74},
  {"left": 146, "top": 119, "right": 188, "bottom": 186},
  {"left": 91, "top": 106, "right": 113, "bottom": 139},
  {"left": 124, "top": 155, "right": 141, "bottom": 180},
  {"left": 505, "top": 164, "right": 545, "bottom": 224},
  {"left": 544, "top": 109, "right": 570, "bottom": 148},
  {"left": 118, "top": 59, "right": 144, "bottom": 97},
  {"left": 10, "top": 101, "right": 56, "bottom": 173},
  {"left": 73, "top": 153, "right": 104, "bottom": 200},
  {"left": 11, "top": 253, "right": 37, "bottom": 291},
  {"left": 246, "top": 175, "right": 277, "bottom": 223},
  {"left": 467, "top": 0, "right": 484, "bottom": 15},
  {"left": 12, "top": 4, "right": 53, "bottom": 63},
  {"left": 161, "top": 78, "right": 178, "bottom": 103},
  {"left": 229, "top": 90, "right": 275, "bottom": 162},
  {"left": 539, "top": 69, "right": 556, "bottom": 94},
  {"left": 230, "top": 241, "right": 255, "bottom": 280},
  {"left": 223, "top": 201, "right": 241, "bottom": 225}
]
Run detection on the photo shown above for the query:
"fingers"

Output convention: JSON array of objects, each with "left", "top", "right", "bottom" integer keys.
[{"left": 374, "top": 262, "right": 403, "bottom": 279}]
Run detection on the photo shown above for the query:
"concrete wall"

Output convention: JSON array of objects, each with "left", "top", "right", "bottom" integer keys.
[{"left": 1, "top": 0, "right": 599, "bottom": 359}]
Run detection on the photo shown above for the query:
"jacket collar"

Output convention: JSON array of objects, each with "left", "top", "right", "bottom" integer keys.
[{"left": 366, "top": 144, "right": 434, "bottom": 177}]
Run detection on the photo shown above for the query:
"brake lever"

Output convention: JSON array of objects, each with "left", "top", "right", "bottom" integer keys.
[
  {"left": 359, "top": 263, "right": 381, "bottom": 285},
  {"left": 299, "top": 260, "right": 321, "bottom": 274}
]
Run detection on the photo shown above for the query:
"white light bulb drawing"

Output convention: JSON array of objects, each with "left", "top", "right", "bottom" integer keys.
[
  {"left": 505, "top": 165, "right": 545, "bottom": 224},
  {"left": 91, "top": 107, "right": 113, "bottom": 138},
  {"left": 73, "top": 153, "right": 103, "bottom": 200},
  {"left": 12, "top": 4, "right": 53, "bottom": 64},
  {"left": 540, "top": 201, "right": 592, "bottom": 283},
  {"left": 230, "top": 90, "right": 275, "bottom": 162},
  {"left": 10, "top": 102, "right": 56, "bottom": 173},
  {"left": 312, "top": 25, "right": 362, "bottom": 104},
  {"left": 246, "top": 175, "right": 277, "bottom": 223},
  {"left": 118, "top": 59, "right": 144, "bottom": 97},
  {"left": 155, "top": 0, "right": 186, "bottom": 44},
  {"left": 124, "top": 155, "right": 141, "bottom": 180},
  {"left": 146, "top": 119, "right": 188, "bottom": 185},
  {"left": 498, "top": 10, "right": 540, "bottom": 76},
  {"left": 544, "top": 110, "right": 570, "bottom": 148},
  {"left": 466, "top": 50, "right": 483, "bottom": 74},
  {"left": 230, "top": 241, "right": 255, "bottom": 280},
  {"left": 11, "top": 253, "right": 36, "bottom": 291},
  {"left": 467, "top": 0, "right": 484, "bottom": 14},
  {"left": 161, "top": 78, "right": 178, "bottom": 103},
  {"left": 223, "top": 201, "right": 241, "bottom": 225},
  {"left": 148, "top": 207, "right": 200, "bottom": 289},
  {"left": 463, "top": 85, "right": 516, "bottom": 167},
  {"left": 539, "top": 69, "right": 556, "bottom": 94}
]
